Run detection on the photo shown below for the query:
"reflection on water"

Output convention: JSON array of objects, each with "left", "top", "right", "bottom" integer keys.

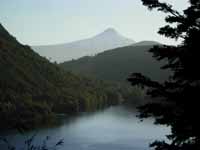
[{"left": 0, "top": 106, "right": 170, "bottom": 150}]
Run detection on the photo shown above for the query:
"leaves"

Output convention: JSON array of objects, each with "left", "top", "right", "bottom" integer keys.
[
  {"left": 129, "top": 0, "right": 200, "bottom": 149},
  {"left": 0, "top": 24, "right": 123, "bottom": 130}
]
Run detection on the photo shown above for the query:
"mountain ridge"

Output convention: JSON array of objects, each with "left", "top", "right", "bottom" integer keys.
[
  {"left": 32, "top": 28, "right": 135, "bottom": 62},
  {"left": 60, "top": 43, "right": 170, "bottom": 82},
  {"left": 132, "top": 41, "right": 162, "bottom": 46}
]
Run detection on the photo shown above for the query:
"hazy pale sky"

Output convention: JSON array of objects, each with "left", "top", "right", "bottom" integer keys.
[{"left": 0, "top": 0, "right": 188, "bottom": 45}]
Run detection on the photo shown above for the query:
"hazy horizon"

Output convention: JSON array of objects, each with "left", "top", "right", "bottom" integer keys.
[{"left": 1, "top": 0, "right": 188, "bottom": 46}]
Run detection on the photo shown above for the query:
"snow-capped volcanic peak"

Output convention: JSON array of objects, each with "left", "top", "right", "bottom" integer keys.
[
  {"left": 96, "top": 28, "right": 119, "bottom": 36},
  {"left": 93, "top": 28, "right": 131, "bottom": 40},
  {"left": 32, "top": 28, "right": 135, "bottom": 62}
]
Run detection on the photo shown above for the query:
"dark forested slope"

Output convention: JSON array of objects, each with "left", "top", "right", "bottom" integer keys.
[
  {"left": 0, "top": 24, "right": 123, "bottom": 129},
  {"left": 60, "top": 43, "right": 170, "bottom": 82}
]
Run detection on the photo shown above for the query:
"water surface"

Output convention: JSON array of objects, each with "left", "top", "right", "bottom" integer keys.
[{"left": 0, "top": 106, "right": 170, "bottom": 150}]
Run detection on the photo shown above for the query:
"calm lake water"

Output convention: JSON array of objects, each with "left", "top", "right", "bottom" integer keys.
[{"left": 0, "top": 106, "right": 170, "bottom": 150}]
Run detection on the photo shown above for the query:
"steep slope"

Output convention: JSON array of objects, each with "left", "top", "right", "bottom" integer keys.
[
  {"left": 0, "top": 24, "right": 122, "bottom": 129},
  {"left": 60, "top": 42, "right": 170, "bottom": 82},
  {"left": 32, "top": 28, "right": 135, "bottom": 62}
]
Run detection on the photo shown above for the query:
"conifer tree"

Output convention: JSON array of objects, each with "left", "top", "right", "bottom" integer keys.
[{"left": 128, "top": 0, "right": 200, "bottom": 149}]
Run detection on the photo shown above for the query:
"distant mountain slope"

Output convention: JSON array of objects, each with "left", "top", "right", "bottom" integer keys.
[
  {"left": 32, "top": 28, "right": 135, "bottom": 62},
  {"left": 60, "top": 42, "right": 170, "bottom": 82},
  {"left": 132, "top": 41, "right": 161, "bottom": 46},
  {"left": 0, "top": 24, "right": 123, "bottom": 129}
]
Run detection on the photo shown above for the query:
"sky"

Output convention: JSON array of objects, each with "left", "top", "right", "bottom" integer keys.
[{"left": 0, "top": 0, "right": 188, "bottom": 46}]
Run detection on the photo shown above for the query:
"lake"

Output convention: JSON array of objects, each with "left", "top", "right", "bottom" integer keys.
[{"left": 0, "top": 106, "right": 170, "bottom": 150}]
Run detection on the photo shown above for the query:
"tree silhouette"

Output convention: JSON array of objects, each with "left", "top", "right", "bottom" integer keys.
[{"left": 128, "top": 0, "right": 200, "bottom": 149}]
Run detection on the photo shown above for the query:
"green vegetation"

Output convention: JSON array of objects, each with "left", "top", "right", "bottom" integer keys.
[
  {"left": 128, "top": 0, "right": 200, "bottom": 149},
  {"left": 0, "top": 23, "right": 124, "bottom": 130},
  {"left": 59, "top": 42, "right": 170, "bottom": 108},
  {"left": 60, "top": 44, "right": 170, "bottom": 82}
]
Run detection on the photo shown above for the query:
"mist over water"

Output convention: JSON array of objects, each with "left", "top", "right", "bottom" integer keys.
[{"left": 0, "top": 106, "right": 170, "bottom": 150}]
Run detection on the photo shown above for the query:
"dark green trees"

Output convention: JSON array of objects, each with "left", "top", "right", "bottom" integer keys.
[
  {"left": 128, "top": 0, "right": 200, "bottom": 149},
  {"left": 0, "top": 24, "right": 122, "bottom": 130}
]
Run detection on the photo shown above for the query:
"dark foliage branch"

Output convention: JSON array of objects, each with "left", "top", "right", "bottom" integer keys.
[
  {"left": 141, "top": 0, "right": 182, "bottom": 17},
  {"left": 141, "top": 0, "right": 200, "bottom": 40},
  {"left": 129, "top": 0, "right": 200, "bottom": 150}
]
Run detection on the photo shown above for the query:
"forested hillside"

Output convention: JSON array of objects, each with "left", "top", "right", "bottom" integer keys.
[
  {"left": 0, "top": 24, "right": 128, "bottom": 129},
  {"left": 60, "top": 43, "right": 170, "bottom": 82}
]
